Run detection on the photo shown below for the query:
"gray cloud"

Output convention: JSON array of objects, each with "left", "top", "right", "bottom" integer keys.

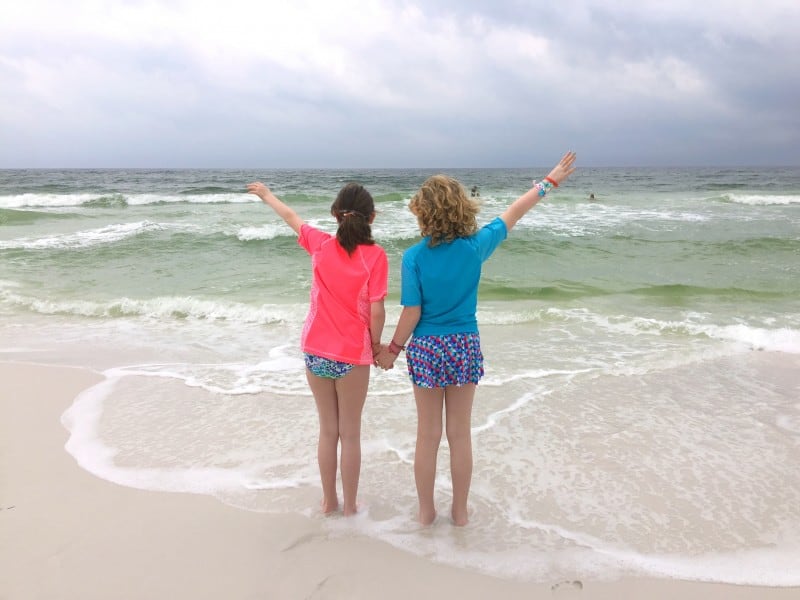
[{"left": 1, "top": 0, "right": 798, "bottom": 167}]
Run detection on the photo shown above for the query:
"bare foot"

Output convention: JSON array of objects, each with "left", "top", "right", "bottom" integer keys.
[
  {"left": 451, "top": 506, "right": 468, "bottom": 526},
  {"left": 342, "top": 502, "right": 359, "bottom": 517},
  {"left": 320, "top": 497, "right": 339, "bottom": 515},
  {"left": 417, "top": 508, "right": 437, "bottom": 526}
]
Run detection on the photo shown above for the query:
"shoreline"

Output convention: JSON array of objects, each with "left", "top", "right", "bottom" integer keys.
[{"left": 1, "top": 360, "right": 799, "bottom": 599}]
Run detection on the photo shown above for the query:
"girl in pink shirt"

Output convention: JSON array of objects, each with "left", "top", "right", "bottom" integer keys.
[{"left": 247, "top": 181, "right": 389, "bottom": 516}]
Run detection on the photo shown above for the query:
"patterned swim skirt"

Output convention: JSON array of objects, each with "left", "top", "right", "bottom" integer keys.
[
  {"left": 304, "top": 353, "right": 355, "bottom": 379},
  {"left": 405, "top": 333, "right": 484, "bottom": 389}
]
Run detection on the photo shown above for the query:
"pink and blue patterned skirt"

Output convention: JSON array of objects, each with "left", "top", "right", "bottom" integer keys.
[{"left": 405, "top": 333, "right": 484, "bottom": 388}]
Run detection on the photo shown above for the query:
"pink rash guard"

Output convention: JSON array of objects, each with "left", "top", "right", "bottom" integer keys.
[{"left": 298, "top": 224, "right": 388, "bottom": 365}]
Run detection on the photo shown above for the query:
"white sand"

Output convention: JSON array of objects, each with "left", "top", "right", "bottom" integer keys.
[{"left": 1, "top": 361, "right": 798, "bottom": 599}]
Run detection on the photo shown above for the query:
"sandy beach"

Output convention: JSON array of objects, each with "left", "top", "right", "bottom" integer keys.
[{"left": 1, "top": 361, "right": 797, "bottom": 599}]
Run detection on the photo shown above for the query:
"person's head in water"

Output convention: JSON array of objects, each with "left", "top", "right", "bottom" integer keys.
[{"left": 330, "top": 183, "right": 376, "bottom": 255}]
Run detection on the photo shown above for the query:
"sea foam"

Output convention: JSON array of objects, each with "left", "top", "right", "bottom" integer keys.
[
  {"left": 724, "top": 193, "right": 800, "bottom": 205},
  {"left": 0, "top": 221, "right": 164, "bottom": 250}
]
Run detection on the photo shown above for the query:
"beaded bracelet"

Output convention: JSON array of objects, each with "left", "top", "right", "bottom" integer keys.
[{"left": 532, "top": 179, "right": 555, "bottom": 197}]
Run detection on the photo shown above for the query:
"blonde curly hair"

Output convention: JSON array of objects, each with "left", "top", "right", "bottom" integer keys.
[{"left": 409, "top": 175, "right": 479, "bottom": 246}]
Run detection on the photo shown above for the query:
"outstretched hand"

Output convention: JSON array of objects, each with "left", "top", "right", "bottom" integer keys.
[
  {"left": 545, "top": 151, "right": 577, "bottom": 187},
  {"left": 246, "top": 181, "right": 271, "bottom": 202},
  {"left": 245, "top": 181, "right": 305, "bottom": 234}
]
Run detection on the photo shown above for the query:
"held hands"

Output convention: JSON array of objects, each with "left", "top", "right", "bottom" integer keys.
[
  {"left": 544, "top": 151, "right": 577, "bottom": 187},
  {"left": 373, "top": 344, "right": 397, "bottom": 370}
]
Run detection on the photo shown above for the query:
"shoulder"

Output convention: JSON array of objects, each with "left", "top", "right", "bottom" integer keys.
[
  {"left": 480, "top": 217, "right": 507, "bottom": 235},
  {"left": 303, "top": 223, "right": 334, "bottom": 236},
  {"left": 402, "top": 238, "right": 428, "bottom": 262},
  {"left": 363, "top": 242, "right": 387, "bottom": 255},
  {"left": 359, "top": 242, "right": 388, "bottom": 263},
  {"left": 470, "top": 217, "right": 507, "bottom": 243},
  {"left": 299, "top": 223, "right": 332, "bottom": 240}
]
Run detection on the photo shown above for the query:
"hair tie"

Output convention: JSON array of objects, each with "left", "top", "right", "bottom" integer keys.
[{"left": 337, "top": 210, "right": 365, "bottom": 219}]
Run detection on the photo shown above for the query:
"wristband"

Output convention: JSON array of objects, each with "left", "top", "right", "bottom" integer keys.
[
  {"left": 532, "top": 179, "right": 554, "bottom": 197},
  {"left": 388, "top": 340, "right": 405, "bottom": 355},
  {"left": 544, "top": 176, "right": 559, "bottom": 187}
]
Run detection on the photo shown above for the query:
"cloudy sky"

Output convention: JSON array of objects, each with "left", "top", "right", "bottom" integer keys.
[{"left": 1, "top": 0, "right": 798, "bottom": 168}]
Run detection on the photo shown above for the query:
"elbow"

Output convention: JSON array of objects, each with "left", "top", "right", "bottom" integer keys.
[
  {"left": 405, "top": 305, "right": 422, "bottom": 326},
  {"left": 371, "top": 299, "right": 386, "bottom": 318}
]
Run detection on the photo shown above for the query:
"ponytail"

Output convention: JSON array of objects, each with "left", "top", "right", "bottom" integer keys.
[{"left": 331, "top": 183, "right": 376, "bottom": 255}]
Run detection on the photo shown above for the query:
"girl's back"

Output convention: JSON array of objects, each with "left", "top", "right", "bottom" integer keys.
[
  {"left": 301, "top": 226, "right": 387, "bottom": 363},
  {"left": 401, "top": 217, "right": 506, "bottom": 337}
]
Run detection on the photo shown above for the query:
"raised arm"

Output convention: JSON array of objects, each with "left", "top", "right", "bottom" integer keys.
[
  {"left": 246, "top": 182, "right": 304, "bottom": 235},
  {"left": 500, "top": 151, "right": 577, "bottom": 232}
]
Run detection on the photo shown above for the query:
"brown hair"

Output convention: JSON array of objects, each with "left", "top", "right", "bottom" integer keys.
[
  {"left": 331, "top": 182, "right": 376, "bottom": 255},
  {"left": 408, "top": 175, "right": 479, "bottom": 246}
]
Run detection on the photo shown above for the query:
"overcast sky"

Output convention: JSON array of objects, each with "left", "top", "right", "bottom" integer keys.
[{"left": 1, "top": 0, "right": 799, "bottom": 168}]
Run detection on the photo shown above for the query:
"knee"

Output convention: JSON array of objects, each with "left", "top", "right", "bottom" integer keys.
[
  {"left": 337, "top": 424, "right": 361, "bottom": 446},
  {"left": 319, "top": 423, "right": 339, "bottom": 442},
  {"left": 418, "top": 424, "right": 443, "bottom": 446},
  {"left": 445, "top": 424, "right": 471, "bottom": 447}
]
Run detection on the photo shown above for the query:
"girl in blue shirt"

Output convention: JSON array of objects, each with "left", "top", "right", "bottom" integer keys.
[{"left": 377, "top": 152, "right": 576, "bottom": 526}]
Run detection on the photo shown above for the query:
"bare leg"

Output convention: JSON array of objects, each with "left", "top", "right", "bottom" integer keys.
[
  {"left": 334, "top": 365, "right": 370, "bottom": 516},
  {"left": 444, "top": 383, "right": 476, "bottom": 526},
  {"left": 413, "top": 385, "right": 445, "bottom": 525},
  {"left": 306, "top": 370, "right": 340, "bottom": 514}
]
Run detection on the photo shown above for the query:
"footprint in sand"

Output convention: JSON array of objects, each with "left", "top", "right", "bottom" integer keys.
[
  {"left": 307, "top": 573, "right": 357, "bottom": 599},
  {"left": 551, "top": 580, "right": 583, "bottom": 596}
]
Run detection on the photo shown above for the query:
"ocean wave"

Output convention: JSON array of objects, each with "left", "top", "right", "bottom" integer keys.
[
  {"left": 236, "top": 224, "right": 296, "bottom": 241},
  {"left": 0, "top": 192, "right": 256, "bottom": 208},
  {"left": 526, "top": 206, "right": 711, "bottom": 237},
  {"left": 374, "top": 191, "right": 410, "bottom": 203},
  {"left": 0, "top": 217, "right": 416, "bottom": 250},
  {"left": 82, "top": 193, "right": 129, "bottom": 208},
  {"left": 179, "top": 186, "right": 235, "bottom": 195},
  {"left": 699, "top": 323, "right": 800, "bottom": 353},
  {"left": 478, "top": 281, "right": 608, "bottom": 302},
  {"left": 0, "top": 207, "right": 81, "bottom": 225},
  {"left": 722, "top": 193, "right": 800, "bottom": 206},
  {"left": 0, "top": 289, "right": 300, "bottom": 324},
  {"left": 477, "top": 280, "right": 792, "bottom": 303},
  {"left": 625, "top": 283, "right": 788, "bottom": 299},
  {"left": 545, "top": 308, "right": 800, "bottom": 353},
  {"left": 0, "top": 221, "right": 164, "bottom": 250},
  {"left": 717, "top": 237, "right": 800, "bottom": 256},
  {"left": 505, "top": 516, "right": 800, "bottom": 586},
  {"left": 700, "top": 182, "right": 749, "bottom": 191}
]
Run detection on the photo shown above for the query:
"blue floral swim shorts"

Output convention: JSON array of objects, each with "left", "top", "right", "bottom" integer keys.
[
  {"left": 405, "top": 333, "right": 484, "bottom": 389},
  {"left": 304, "top": 353, "right": 355, "bottom": 379}
]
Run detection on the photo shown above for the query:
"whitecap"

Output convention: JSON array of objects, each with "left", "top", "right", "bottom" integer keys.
[
  {"left": 724, "top": 193, "right": 800, "bottom": 206},
  {"left": 0, "top": 221, "right": 163, "bottom": 250}
]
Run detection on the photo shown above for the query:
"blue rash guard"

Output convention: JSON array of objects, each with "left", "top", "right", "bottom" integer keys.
[{"left": 400, "top": 217, "right": 508, "bottom": 337}]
